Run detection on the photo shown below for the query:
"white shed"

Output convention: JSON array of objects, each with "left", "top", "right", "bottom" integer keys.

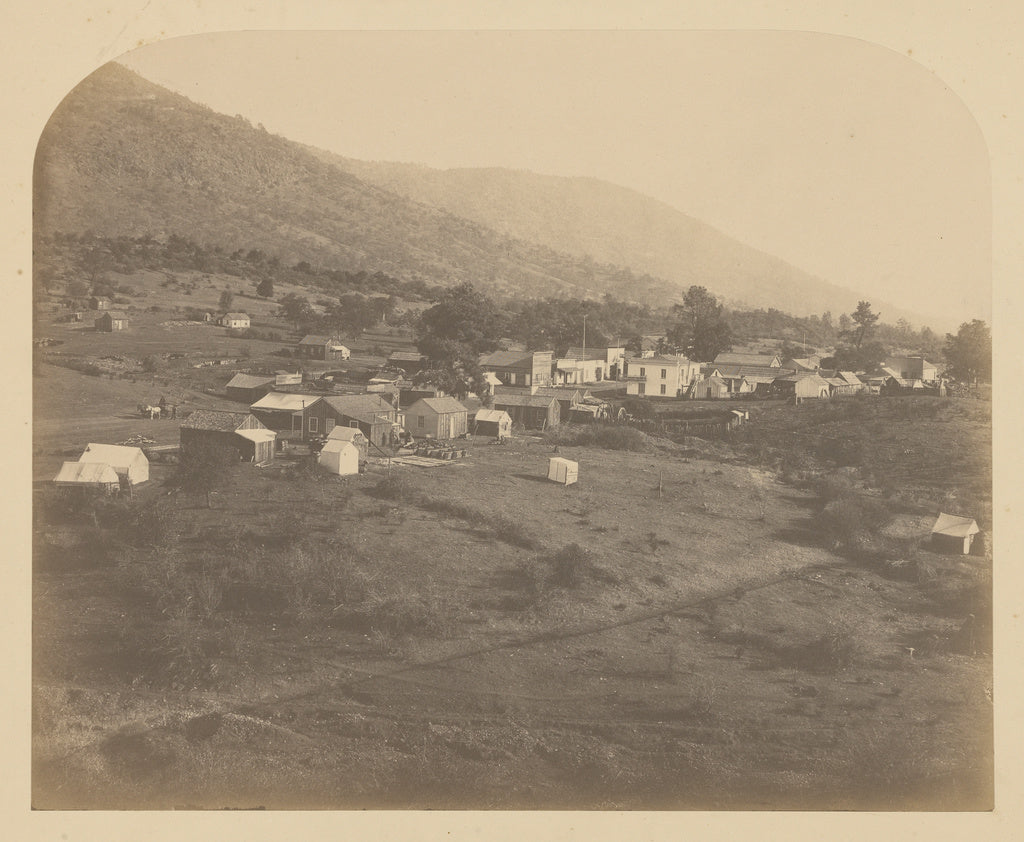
[
  {"left": 318, "top": 439, "right": 359, "bottom": 476},
  {"left": 931, "top": 512, "right": 981, "bottom": 555},
  {"left": 547, "top": 457, "right": 579, "bottom": 486},
  {"left": 326, "top": 425, "right": 370, "bottom": 462},
  {"left": 78, "top": 443, "right": 149, "bottom": 485}
]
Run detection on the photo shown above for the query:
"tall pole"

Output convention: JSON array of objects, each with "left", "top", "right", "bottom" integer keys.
[{"left": 582, "top": 315, "right": 587, "bottom": 386}]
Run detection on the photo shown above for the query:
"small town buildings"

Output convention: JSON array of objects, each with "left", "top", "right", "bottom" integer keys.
[
  {"left": 691, "top": 375, "right": 730, "bottom": 400},
  {"left": 554, "top": 347, "right": 624, "bottom": 384},
  {"left": 714, "top": 352, "right": 783, "bottom": 368},
  {"left": 471, "top": 408, "right": 512, "bottom": 439},
  {"left": 479, "top": 350, "right": 554, "bottom": 388},
  {"left": 275, "top": 371, "right": 303, "bottom": 387},
  {"left": 326, "top": 425, "right": 370, "bottom": 463},
  {"left": 622, "top": 355, "right": 701, "bottom": 397},
  {"left": 304, "top": 393, "right": 399, "bottom": 447},
  {"left": 387, "top": 351, "right": 428, "bottom": 375},
  {"left": 78, "top": 443, "right": 149, "bottom": 485},
  {"left": 405, "top": 396, "right": 469, "bottom": 440},
  {"left": 492, "top": 393, "right": 560, "bottom": 430},
  {"left": 820, "top": 370, "right": 866, "bottom": 396},
  {"left": 179, "top": 409, "right": 276, "bottom": 465},
  {"left": 547, "top": 457, "right": 579, "bottom": 486},
  {"left": 94, "top": 311, "right": 127, "bottom": 332},
  {"left": 886, "top": 356, "right": 939, "bottom": 382},
  {"left": 219, "top": 312, "right": 251, "bottom": 330},
  {"left": 250, "top": 392, "right": 321, "bottom": 436},
  {"left": 782, "top": 356, "right": 822, "bottom": 372},
  {"left": 225, "top": 373, "right": 276, "bottom": 403},
  {"left": 318, "top": 439, "right": 359, "bottom": 476},
  {"left": 770, "top": 373, "right": 832, "bottom": 400},
  {"left": 533, "top": 386, "right": 583, "bottom": 419},
  {"left": 296, "top": 335, "right": 350, "bottom": 361},
  {"left": 89, "top": 296, "right": 112, "bottom": 310},
  {"left": 931, "top": 512, "right": 981, "bottom": 555},
  {"left": 705, "top": 363, "right": 790, "bottom": 395},
  {"left": 53, "top": 461, "right": 120, "bottom": 494}
]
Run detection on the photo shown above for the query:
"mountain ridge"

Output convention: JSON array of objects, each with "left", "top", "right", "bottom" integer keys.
[{"left": 35, "top": 62, "right": 933, "bottom": 328}]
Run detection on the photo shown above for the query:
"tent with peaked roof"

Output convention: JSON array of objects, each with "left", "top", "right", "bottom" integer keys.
[
  {"left": 53, "top": 461, "right": 120, "bottom": 493},
  {"left": 326, "top": 425, "right": 370, "bottom": 462},
  {"left": 78, "top": 443, "right": 149, "bottom": 484},
  {"left": 931, "top": 513, "right": 981, "bottom": 555}
]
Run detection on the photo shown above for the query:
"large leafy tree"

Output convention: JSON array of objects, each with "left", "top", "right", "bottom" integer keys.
[
  {"left": 665, "top": 285, "right": 732, "bottom": 361},
  {"left": 943, "top": 319, "right": 991, "bottom": 384},
  {"left": 417, "top": 283, "right": 504, "bottom": 359}
]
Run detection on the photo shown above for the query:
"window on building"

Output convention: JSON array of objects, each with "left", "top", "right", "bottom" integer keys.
[
  {"left": 417, "top": 416, "right": 424, "bottom": 428},
  {"left": 638, "top": 383, "right": 646, "bottom": 395},
  {"left": 509, "top": 372, "right": 516, "bottom": 385},
  {"left": 660, "top": 384, "right": 666, "bottom": 395},
  {"left": 639, "top": 367, "right": 646, "bottom": 377},
  {"left": 308, "top": 417, "right": 318, "bottom": 433},
  {"left": 661, "top": 369, "right": 667, "bottom": 379}
]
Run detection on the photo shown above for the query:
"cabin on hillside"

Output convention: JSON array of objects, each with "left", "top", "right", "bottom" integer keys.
[
  {"left": 387, "top": 351, "right": 428, "bottom": 375},
  {"left": 219, "top": 312, "right": 251, "bottom": 330},
  {"left": 89, "top": 296, "right": 112, "bottom": 311},
  {"left": 179, "top": 410, "right": 276, "bottom": 465},
  {"left": 931, "top": 512, "right": 981, "bottom": 555},
  {"left": 770, "top": 372, "right": 832, "bottom": 401},
  {"left": 296, "top": 335, "right": 350, "bottom": 361},
  {"left": 471, "top": 408, "right": 512, "bottom": 439},
  {"left": 94, "top": 311, "right": 127, "bottom": 332},
  {"left": 405, "top": 396, "right": 469, "bottom": 440}
]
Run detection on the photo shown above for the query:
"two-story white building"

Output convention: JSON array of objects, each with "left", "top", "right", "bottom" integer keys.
[{"left": 623, "top": 354, "right": 701, "bottom": 397}]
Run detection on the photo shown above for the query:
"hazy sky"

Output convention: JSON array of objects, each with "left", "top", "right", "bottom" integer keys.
[{"left": 119, "top": 30, "right": 991, "bottom": 329}]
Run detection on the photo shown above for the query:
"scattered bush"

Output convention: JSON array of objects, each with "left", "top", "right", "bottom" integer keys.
[
  {"left": 547, "top": 425, "right": 652, "bottom": 452},
  {"left": 549, "top": 543, "right": 591, "bottom": 587}
]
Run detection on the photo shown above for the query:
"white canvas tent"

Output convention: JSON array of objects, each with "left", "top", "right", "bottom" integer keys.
[
  {"left": 78, "top": 443, "right": 149, "bottom": 485},
  {"left": 472, "top": 408, "right": 512, "bottom": 439},
  {"left": 931, "top": 512, "right": 981, "bottom": 554},
  {"left": 547, "top": 457, "right": 579, "bottom": 486},
  {"left": 53, "top": 461, "right": 120, "bottom": 493},
  {"left": 318, "top": 439, "right": 359, "bottom": 476}
]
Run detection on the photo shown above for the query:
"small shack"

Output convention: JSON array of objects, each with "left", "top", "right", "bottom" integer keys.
[
  {"left": 931, "top": 512, "right": 981, "bottom": 555},
  {"left": 78, "top": 443, "right": 149, "bottom": 485},
  {"left": 547, "top": 457, "right": 579, "bottom": 486},
  {"left": 225, "top": 373, "right": 276, "bottom": 403},
  {"left": 326, "top": 425, "right": 370, "bottom": 463},
  {"left": 180, "top": 409, "right": 276, "bottom": 465},
  {"left": 94, "top": 311, "right": 127, "bottom": 332},
  {"left": 692, "top": 375, "right": 729, "bottom": 400},
  {"left": 472, "top": 408, "right": 512, "bottom": 439},
  {"left": 492, "top": 393, "right": 560, "bottom": 430},
  {"left": 53, "top": 461, "right": 120, "bottom": 494},
  {"left": 318, "top": 439, "right": 359, "bottom": 476},
  {"left": 405, "top": 396, "right": 469, "bottom": 440}
]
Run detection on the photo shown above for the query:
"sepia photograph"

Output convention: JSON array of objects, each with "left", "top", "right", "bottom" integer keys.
[{"left": 27, "top": 26, "right": 996, "bottom": 814}]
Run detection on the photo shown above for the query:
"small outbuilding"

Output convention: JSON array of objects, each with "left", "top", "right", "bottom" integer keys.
[
  {"left": 53, "top": 461, "right": 120, "bottom": 494},
  {"left": 78, "top": 443, "right": 149, "bottom": 485},
  {"left": 405, "top": 396, "right": 469, "bottom": 440},
  {"left": 931, "top": 512, "right": 981, "bottom": 555},
  {"left": 326, "top": 425, "right": 370, "bottom": 463},
  {"left": 318, "top": 439, "right": 360, "bottom": 476},
  {"left": 547, "top": 457, "right": 579, "bottom": 486},
  {"left": 180, "top": 409, "right": 276, "bottom": 465},
  {"left": 225, "top": 373, "right": 276, "bottom": 403},
  {"left": 94, "top": 311, "right": 127, "bottom": 332},
  {"left": 472, "top": 408, "right": 512, "bottom": 439}
]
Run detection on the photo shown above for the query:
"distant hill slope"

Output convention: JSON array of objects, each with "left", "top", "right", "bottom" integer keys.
[
  {"left": 37, "top": 63, "right": 923, "bottom": 324},
  {"left": 308, "top": 157, "right": 920, "bottom": 321},
  {"left": 34, "top": 64, "right": 709, "bottom": 304}
]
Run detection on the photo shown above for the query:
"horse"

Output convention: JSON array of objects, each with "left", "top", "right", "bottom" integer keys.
[{"left": 137, "top": 404, "right": 161, "bottom": 420}]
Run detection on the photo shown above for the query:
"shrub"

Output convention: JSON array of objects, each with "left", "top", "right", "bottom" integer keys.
[
  {"left": 816, "top": 495, "right": 893, "bottom": 556},
  {"left": 372, "top": 473, "right": 413, "bottom": 501},
  {"left": 549, "top": 543, "right": 591, "bottom": 587}
]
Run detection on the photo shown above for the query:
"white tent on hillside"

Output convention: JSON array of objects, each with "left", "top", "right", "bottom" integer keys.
[
  {"left": 472, "top": 408, "right": 512, "bottom": 439},
  {"left": 318, "top": 439, "right": 359, "bottom": 476},
  {"left": 547, "top": 457, "right": 579, "bottom": 486},
  {"left": 53, "top": 461, "right": 120, "bottom": 493},
  {"left": 931, "top": 512, "right": 981, "bottom": 555},
  {"left": 78, "top": 443, "right": 149, "bottom": 485}
]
